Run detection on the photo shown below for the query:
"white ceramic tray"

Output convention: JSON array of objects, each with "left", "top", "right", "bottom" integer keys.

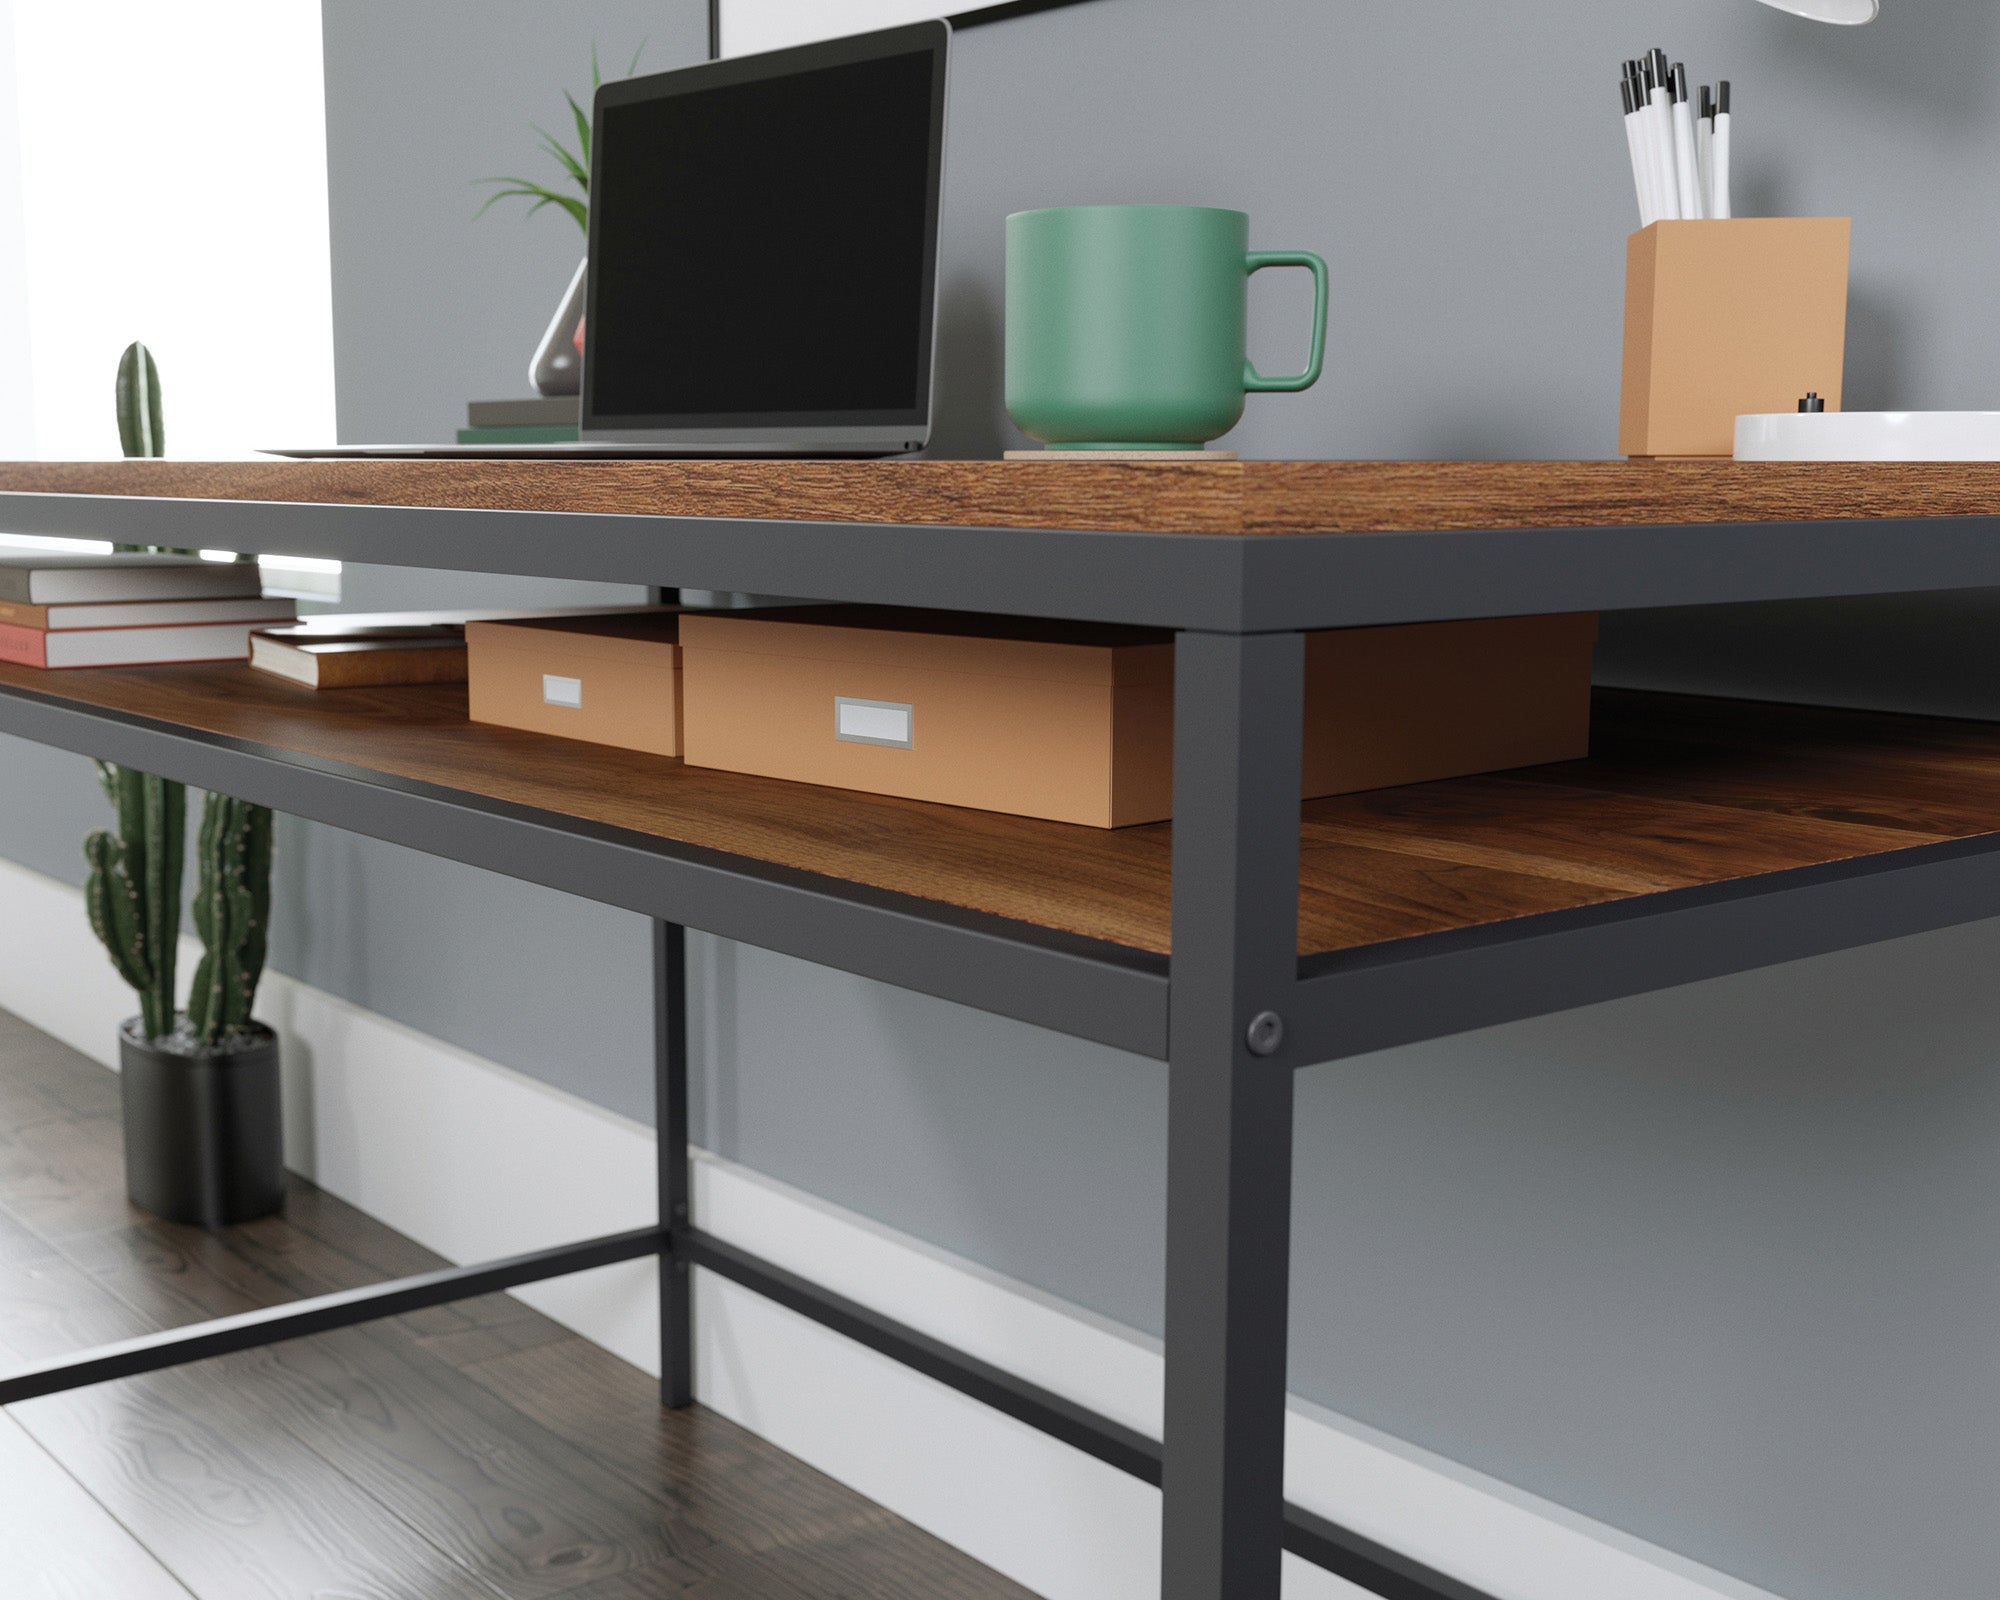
[{"left": 1735, "top": 411, "right": 2000, "bottom": 461}]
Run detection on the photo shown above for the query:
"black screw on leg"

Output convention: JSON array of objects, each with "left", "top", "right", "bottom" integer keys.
[{"left": 1245, "top": 1011, "right": 1285, "bottom": 1057}]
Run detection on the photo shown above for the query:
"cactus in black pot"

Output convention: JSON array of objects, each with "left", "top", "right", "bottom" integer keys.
[{"left": 85, "top": 343, "right": 285, "bottom": 1226}]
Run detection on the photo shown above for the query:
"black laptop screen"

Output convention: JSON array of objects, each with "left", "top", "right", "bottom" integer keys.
[{"left": 587, "top": 42, "right": 943, "bottom": 430}]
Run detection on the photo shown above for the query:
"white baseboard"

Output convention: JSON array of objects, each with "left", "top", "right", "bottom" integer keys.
[{"left": 0, "top": 855, "right": 1783, "bottom": 1600}]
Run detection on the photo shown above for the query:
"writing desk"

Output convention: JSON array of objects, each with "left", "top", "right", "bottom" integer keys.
[{"left": 2, "top": 458, "right": 2000, "bottom": 1600}]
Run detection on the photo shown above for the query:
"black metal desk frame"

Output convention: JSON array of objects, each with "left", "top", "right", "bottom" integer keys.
[{"left": 6, "top": 491, "right": 2000, "bottom": 1600}]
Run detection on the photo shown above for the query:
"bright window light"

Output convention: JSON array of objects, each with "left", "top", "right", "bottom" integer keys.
[
  {"left": 0, "top": 3, "right": 340, "bottom": 596},
  {"left": 8, "top": 1, "right": 336, "bottom": 461},
  {"left": 722, "top": 0, "right": 958, "bottom": 55},
  {"left": 258, "top": 553, "right": 342, "bottom": 576},
  {"left": 256, "top": 551, "right": 342, "bottom": 602},
  {"left": 0, "top": 531, "right": 112, "bottom": 554}
]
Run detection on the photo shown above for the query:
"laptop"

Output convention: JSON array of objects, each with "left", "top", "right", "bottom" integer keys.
[{"left": 268, "top": 20, "right": 949, "bottom": 460}]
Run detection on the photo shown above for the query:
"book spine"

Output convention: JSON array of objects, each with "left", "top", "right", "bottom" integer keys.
[
  {"left": 456, "top": 425, "right": 582, "bottom": 444},
  {"left": 465, "top": 400, "right": 579, "bottom": 428},
  {"left": 0, "top": 600, "right": 49, "bottom": 628},
  {"left": 0, "top": 620, "right": 49, "bottom": 668},
  {"left": 40, "top": 603, "right": 295, "bottom": 632}
]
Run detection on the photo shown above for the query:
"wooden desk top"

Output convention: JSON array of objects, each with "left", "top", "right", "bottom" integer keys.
[
  {"left": 2, "top": 458, "right": 1999, "bottom": 535},
  {"left": 2, "top": 656, "right": 1993, "bottom": 958}
]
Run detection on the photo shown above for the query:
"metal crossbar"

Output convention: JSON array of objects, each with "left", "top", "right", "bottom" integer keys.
[
  {"left": 0, "top": 1224, "right": 665, "bottom": 1406},
  {"left": 0, "top": 1173, "right": 1491, "bottom": 1600},
  {"left": 684, "top": 1228, "right": 1495, "bottom": 1600}
]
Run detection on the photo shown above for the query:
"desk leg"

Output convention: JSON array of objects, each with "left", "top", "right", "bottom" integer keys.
[
  {"left": 1161, "top": 630, "right": 1304, "bottom": 1600},
  {"left": 655, "top": 919, "right": 694, "bottom": 1408}
]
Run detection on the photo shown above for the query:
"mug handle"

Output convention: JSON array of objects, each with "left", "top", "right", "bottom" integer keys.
[{"left": 1242, "top": 249, "right": 1329, "bottom": 393}]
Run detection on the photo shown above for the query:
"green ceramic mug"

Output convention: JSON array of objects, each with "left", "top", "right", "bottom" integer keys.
[{"left": 1005, "top": 204, "right": 1328, "bottom": 450}]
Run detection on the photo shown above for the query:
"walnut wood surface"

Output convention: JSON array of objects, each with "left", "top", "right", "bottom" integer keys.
[
  {"left": 0, "top": 1008, "right": 1033, "bottom": 1600},
  {"left": 3, "top": 659, "right": 1993, "bottom": 957},
  {"left": 4, "top": 456, "right": 2000, "bottom": 534}
]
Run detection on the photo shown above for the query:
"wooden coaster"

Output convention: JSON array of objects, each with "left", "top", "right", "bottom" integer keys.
[{"left": 1003, "top": 449, "right": 1237, "bottom": 462}]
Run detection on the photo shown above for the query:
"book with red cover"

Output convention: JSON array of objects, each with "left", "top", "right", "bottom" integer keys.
[{"left": 0, "top": 618, "right": 275, "bottom": 668}]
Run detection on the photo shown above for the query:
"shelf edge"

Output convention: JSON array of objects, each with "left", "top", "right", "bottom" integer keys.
[{"left": 0, "top": 681, "right": 1170, "bottom": 1058}]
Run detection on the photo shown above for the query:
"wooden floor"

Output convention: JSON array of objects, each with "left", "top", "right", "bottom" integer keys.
[{"left": 0, "top": 1006, "right": 1030, "bottom": 1600}]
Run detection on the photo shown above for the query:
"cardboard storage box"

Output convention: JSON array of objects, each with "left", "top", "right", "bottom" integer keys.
[
  {"left": 467, "top": 610, "right": 681, "bottom": 756},
  {"left": 680, "top": 607, "right": 1597, "bottom": 828},
  {"left": 1620, "top": 217, "right": 1850, "bottom": 459}
]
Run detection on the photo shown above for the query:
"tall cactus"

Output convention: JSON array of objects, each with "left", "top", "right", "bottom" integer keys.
[
  {"left": 83, "top": 762, "right": 185, "bottom": 1041},
  {"left": 116, "top": 341, "right": 164, "bottom": 458},
  {"left": 90, "top": 341, "right": 277, "bottom": 1048},
  {"left": 89, "top": 343, "right": 187, "bottom": 1037},
  {"left": 187, "top": 795, "right": 273, "bottom": 1046},
  {"left": 114, "top": 341, "right": 177, "bottom": 563}
]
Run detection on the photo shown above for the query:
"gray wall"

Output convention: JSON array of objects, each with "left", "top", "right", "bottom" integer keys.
[
  {"left": 934, "top": 0, "right": 2000, "bottom": 463},
  {"left": 298, "top": 0, "right": 709, "bottom": 1115},
  {"left": 7, "top": 3, "right": 2000, "bottom": 1597},
  {"left": 321, "top": 0, "right": 708, "bottom": 448}
]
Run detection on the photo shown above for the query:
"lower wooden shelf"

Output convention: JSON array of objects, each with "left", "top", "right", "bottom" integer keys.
[{"left": 0, "top": 659, "right": 1994, "bottom": 963}]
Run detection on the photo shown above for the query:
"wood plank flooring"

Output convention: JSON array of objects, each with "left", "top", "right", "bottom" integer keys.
[
  {"left": 0, "top": 1006, "right": 1030, "bottom": 1600},
  {"left": 0, "top": 1411, "right": 192, "bottom": 1599}
]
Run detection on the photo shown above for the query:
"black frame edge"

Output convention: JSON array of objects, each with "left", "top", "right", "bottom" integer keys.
[
  {"left": 1288, "top": 830, "right": 2000, "bottom": 1067},
  {"left": 685, "top": 1227, "right": 1495, "bottom": 1600},
  {"left": 0, "top": 678, "right": 1171, "bottom": 1058},
  {"left": 950, "top": 0, "right": 1100, "bottom": 26}
]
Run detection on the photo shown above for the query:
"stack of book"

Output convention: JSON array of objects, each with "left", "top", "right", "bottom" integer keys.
[
  {"left": 0, "top": 552, "right": 295, "bottom": 669},
  {"left": 246, "top": 606, "right": 652, "bottom": 689},
  {"left": 457, "top": 397, "right": 579, "bottom": 446},
  {"left": 250, "top": 614, "right": 471, "bottom": 689}
]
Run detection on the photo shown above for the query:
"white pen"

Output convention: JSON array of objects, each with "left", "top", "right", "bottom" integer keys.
[
  {"left": 1696, "top": 85, "right": 1716, "bottom": 220},
  {"left": 1622, "top": 66, "right": 1655, "bottom": 226},
  {"left": 1636, "top": 59, "right": 1669, "bottom": 223},
  {"left": 1671, "top": 63, "right": 1702, "bottom": 218},
  {"left": 1621, "top": 76, "right": 1647, "bottom": 226},
  {"left": 1628, "top": 60, "right": 1656, "bottom": 223},
  {"left": 1712, "top": 79, "right": 1733, "bottom": 218},
  {"left": 1645, "top": 49, "right": 1680, "bottom": 220}
]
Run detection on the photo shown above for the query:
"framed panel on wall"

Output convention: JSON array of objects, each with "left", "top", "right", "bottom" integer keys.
[{"left": 716, "top": 0, "right": 1101, "bottom": 59}]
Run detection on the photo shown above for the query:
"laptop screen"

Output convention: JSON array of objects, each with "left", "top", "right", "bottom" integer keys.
[{"left": 584, "top": 24, "right": 947, "bottom": 438}]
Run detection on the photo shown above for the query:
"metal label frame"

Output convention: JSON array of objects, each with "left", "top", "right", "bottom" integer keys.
[{"left": 834, "top": 695, "right": 915, "bottom": 748}]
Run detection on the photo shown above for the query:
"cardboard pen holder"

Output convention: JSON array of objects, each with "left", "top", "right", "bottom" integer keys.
[{"left": 1619, "top": 218, "right": 1850, "bottom": 459}]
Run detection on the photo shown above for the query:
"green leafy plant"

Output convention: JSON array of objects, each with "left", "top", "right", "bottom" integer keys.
[
  {"left": 475, "top": 42, "right": 648, "bottom": 234},
  {"left": 88, "top": 345, "right": 277, "bottom": 1049}
]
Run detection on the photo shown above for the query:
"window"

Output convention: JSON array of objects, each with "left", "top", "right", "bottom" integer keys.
[{"left": 0, "top": 0, "right": 339, "bottom": 597}]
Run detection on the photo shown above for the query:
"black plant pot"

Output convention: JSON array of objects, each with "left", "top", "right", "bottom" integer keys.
[{"left": 119, "top": 1019, "right": 284, "bottom": 1227}]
